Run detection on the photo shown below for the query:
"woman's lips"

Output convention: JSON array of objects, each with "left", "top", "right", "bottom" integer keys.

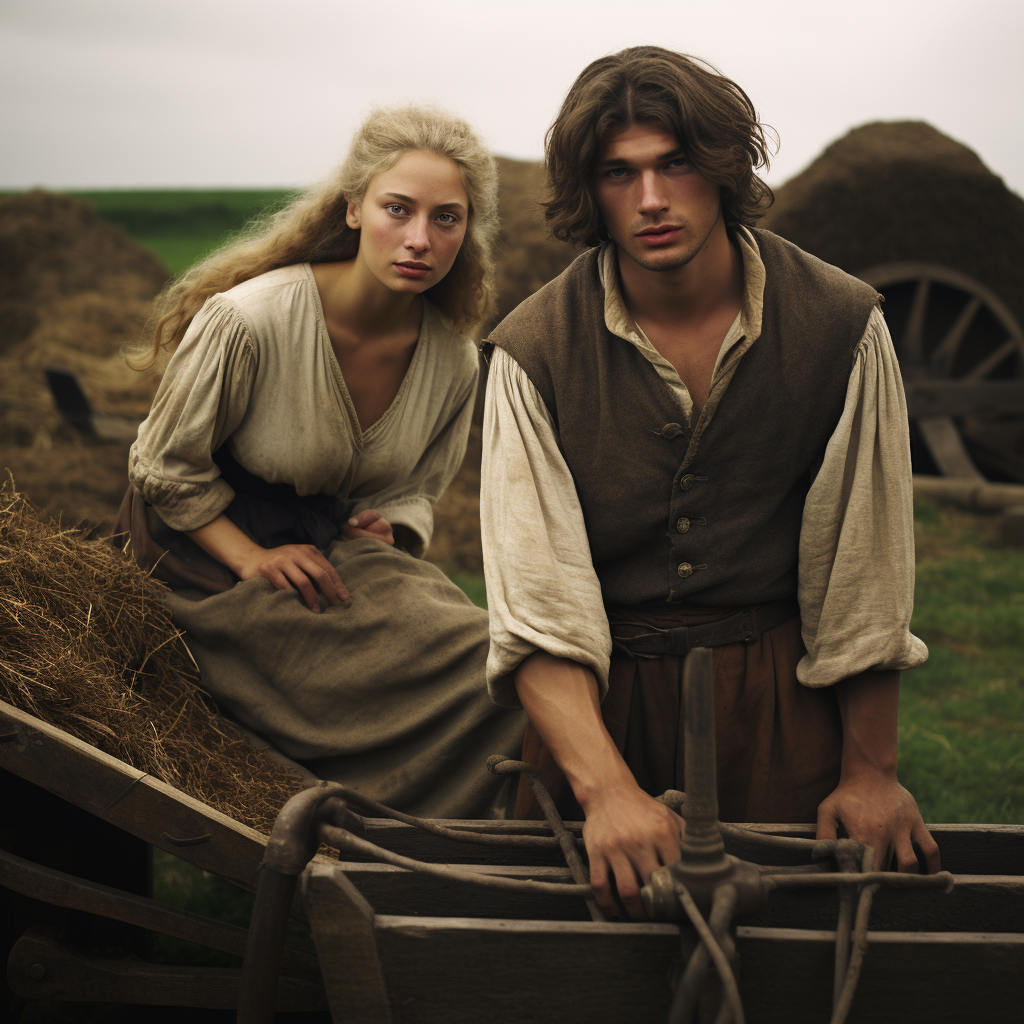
[
  {"left": 395, "top": 262, "right": 430, "bottom": 278},
  {"left": 637, "top": 226, "right": 682, "bottom": 246}
]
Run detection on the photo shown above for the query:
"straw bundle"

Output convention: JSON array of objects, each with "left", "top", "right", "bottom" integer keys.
[{"left": 0, "top": 479, "right": 304, "bottom": 833}]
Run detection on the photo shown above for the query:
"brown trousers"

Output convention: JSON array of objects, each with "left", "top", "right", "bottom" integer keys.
[{"left": 514, "top": 605, "right": 842, "bottom": 824}]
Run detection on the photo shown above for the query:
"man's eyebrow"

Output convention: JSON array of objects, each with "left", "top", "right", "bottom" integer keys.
[
  {"left": 382, "top": 191, "right": 466, "bottom": 211},
  {"left": 595, "top": 147, "right": 686, "bottom": 169}
]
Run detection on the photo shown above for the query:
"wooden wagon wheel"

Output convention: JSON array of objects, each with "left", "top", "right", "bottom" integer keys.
[{"left": 857, "top": 262, "right": 1024, "bottom": 481}]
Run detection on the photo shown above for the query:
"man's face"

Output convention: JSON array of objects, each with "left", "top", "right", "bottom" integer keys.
[{"left": 593, "top": 122, "right": 723, "bottom": 274}]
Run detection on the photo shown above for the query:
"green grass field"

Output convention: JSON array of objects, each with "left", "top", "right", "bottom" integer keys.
[{"left": 70, "top": 188, "right": 294, "bottom": 274}]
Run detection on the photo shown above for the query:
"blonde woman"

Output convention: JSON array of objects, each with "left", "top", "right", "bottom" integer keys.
[{"left": 117, "top": 107, "right": 525, "bottom": 818}]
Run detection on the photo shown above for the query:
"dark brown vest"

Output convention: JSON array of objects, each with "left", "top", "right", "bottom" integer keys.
[{"left": 488, "top": 229, "right": 880, "bottom": 607}]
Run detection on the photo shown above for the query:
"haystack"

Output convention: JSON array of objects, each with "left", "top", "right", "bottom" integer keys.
[
  {"left": 0, "top": 480, "right": 304, "bottom": 833},
  {"left": 0, "top": 191, "right": 169, "bottom": 529},
  {"left": 762, "top": 121, "right": 1024, "bottom": 329}
]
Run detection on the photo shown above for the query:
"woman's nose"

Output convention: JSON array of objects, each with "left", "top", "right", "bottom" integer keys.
[{"left": 405, "top": 216, "right": 431, "bottom": 253}]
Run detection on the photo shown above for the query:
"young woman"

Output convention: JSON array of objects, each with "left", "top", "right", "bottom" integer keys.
[{"left": 117, "top": 106, "right": 525, "bottom": 819}]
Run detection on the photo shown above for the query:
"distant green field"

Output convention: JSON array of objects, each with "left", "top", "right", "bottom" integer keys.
[{"left": 69, "top": 188, "right": 296, "bottom": 274}]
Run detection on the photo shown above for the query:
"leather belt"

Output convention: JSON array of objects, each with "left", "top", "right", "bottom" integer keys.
[{"left": 610, "top": 597, "right": 799, "bottom": 659}]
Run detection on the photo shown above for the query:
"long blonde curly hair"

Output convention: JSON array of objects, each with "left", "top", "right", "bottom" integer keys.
[{"left": 132, "top": 105, "right": 499, "bottom": 369}]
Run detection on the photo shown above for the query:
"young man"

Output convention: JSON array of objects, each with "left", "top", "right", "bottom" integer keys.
[{"left": 480, "top": 46, "right": 940, "bottom": 920}]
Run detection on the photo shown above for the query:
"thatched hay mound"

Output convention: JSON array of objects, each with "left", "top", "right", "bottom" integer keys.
[
  {"left": 493, "top": 157, "right": 579, "bottom": 325},
  {"left": 0, "top": 480, "right": 304, "bottom": 833},
  {"left": 0, "top": 191, "right": 168, "bottom": 530},
  {"left": 0, "top": 190, "right": 167, "bottom": 354},
  {"left": 762, "top": 121, "right": 1024, "bottom": 328}
]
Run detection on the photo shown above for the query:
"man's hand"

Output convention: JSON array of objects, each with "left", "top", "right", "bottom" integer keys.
[
  {"left": 825, "top": 668, "right": 941, "bottom": 873},
  {"left": 342, "top": 509, "right": 395, "bottom": 546},
  {"left": 581, "top": 784, "right": 684, "bottom": 920},
  {"left": 238, "top": 543, "right": 349, "bottom": 613},
  {"left": 816, "top": 769, "right": 940, "bottom": 873}
]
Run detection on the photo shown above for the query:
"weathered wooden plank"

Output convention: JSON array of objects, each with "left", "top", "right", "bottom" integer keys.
[
  {"left": 302, "top": 862, "right": 393, "bottom": 1024},
  {"left": 0, "top": 702, "right": 270, "bottom": 892},
  {"left": 905, "top": 379, "right": 1024, "bottom": 418},
  {"left": 0, "top": 848, "right": 320, "bottom": 980},
  {"left": 334, "top": 861, "right": 1024, "bottom": 933},
  {"left": 7, "top": 929, "right": 327, "bottom": 1011},
  {"left": 371, "top": 915, "right": 1024, "bottom": 1024}
]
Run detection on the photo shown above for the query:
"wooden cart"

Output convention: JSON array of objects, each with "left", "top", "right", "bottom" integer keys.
[{"left": 3, "top": 699, "right": 1023, "bottom": 1023}]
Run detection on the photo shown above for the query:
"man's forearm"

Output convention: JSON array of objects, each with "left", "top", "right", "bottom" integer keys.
[
  {"left": 513, "top": 651, "right": 636, "bottom": 811},
  {"left": 833, "top": 668, "right": 900, "bottom": 780}
]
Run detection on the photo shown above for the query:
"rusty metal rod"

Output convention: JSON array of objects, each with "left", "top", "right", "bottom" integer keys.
[
  {"left": 488, "top": 757, "right": 606, "bottom": 922},
  {"left": 762, "top": 871, "right": 953, "bottom": 890},
  {"left": 681, "top": 648, "right": 727, "bottom": 868},
  {"left": 668, "top": 883, "right": 738, "bottom": 1024},
  {"left": 675, "top": 883, "right": 745, "bottom": 1024},
  {"left": 318, "top": 824, "right": 591, "bottom": 897}
]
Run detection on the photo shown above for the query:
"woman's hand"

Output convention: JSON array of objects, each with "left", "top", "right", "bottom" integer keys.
[
  {"left": 342, "top": 509, "right": 395, "bottom": 546},
  {"left": 237, "top": 543, "right": 349, "bottom": 613}
]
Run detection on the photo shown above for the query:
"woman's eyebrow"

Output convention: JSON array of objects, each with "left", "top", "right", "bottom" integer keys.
[{"left": 382, "top": 191, "right": 466, "bottom": 212}]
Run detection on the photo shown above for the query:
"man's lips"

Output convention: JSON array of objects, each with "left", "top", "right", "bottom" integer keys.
[
  {"left": 395, "top": 261, "right": 430, "bottom": 278},
  {"left": 636, "top": 225, "right": 683, "bottom": 245}
]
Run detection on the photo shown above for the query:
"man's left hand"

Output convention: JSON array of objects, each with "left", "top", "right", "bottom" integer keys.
[{"left": 816, "top": 769, "right": 941, "bottom": 873}]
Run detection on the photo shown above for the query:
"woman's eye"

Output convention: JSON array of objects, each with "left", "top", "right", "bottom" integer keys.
[
  {"left": 437, "top": 213, "right": 458, "bottom": 224},
  {"left": 385, "top": 204, "right": 405, "bottom": 215}
]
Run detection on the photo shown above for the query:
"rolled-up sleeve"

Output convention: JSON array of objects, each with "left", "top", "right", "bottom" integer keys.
[
  {"left": 797, "top": 306, "right": 929, "bottom": 687},
  {"left": 128, "top": 296, "right": 257, "bottom": 532},
  {"left": 481, "top": 348, "right": 613, "bottom": 708}
]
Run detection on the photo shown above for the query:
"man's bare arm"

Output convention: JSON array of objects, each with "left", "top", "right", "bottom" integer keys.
[
  {"left": 816, "top": 669, "right": 941, "bottom": 873},
  {"left": 514, "top": 651, "right": 684, "bottom": 919}
]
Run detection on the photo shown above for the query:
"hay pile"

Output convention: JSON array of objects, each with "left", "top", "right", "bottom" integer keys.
[
  {"left": 0, "top": 191, "right": 167, "bottom": 530},
  {"left": 762, "top": 121, "right": 1024, "bottom": 329},
  {"left": 0, "top": 480, "right": 304, "bottom": 834}
]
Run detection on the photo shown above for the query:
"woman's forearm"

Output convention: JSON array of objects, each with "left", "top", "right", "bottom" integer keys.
[{"left": 187, "top": 513, "right": 265, "bottom": 577}]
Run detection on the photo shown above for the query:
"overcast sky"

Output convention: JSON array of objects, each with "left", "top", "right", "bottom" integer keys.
[{"left": 2, "top": 0, "right": 1022, "bottom": 196}]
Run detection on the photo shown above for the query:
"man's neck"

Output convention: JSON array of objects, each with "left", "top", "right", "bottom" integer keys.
[{"left": 615, "top": 217, "right": 743, "bottom": 330}]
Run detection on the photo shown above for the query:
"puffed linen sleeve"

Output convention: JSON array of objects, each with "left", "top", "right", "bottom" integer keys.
[
  {"left": 481, "top": 348, "right": 613, "bottom": 708},
  {"left": 355, "top": 370, "right": 479, "bottom": 559},
  {"left": 128, "top": 296, "right": 257, "bottom": 532},
  {"left": 797, "top": 306, "right": 929, "bottom": 686}
]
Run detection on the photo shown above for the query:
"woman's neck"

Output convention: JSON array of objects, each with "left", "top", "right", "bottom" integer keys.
[{"left": 313, "top": 258, "right": 421, "bottom": 343}]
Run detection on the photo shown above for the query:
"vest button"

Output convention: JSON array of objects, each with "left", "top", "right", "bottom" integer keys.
[
  {"left": 677, "top": 562, "right": 693, "bottom": 578},
  {"left": 661, "top": 423, "right": 684, "bottom": 438},
  {"left": 676, "top": 517, "right": 690, "bottom": 533},
  {"left": 680, "top": 473, "right": 695, "bottom": 490}
]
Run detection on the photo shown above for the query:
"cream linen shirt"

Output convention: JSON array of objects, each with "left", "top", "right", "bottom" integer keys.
[
  {"left": 481, "top": 229, "right": 928, "bottom": 707},
  {"left": 129, "top": 264, "right": 478, "bottom": 558}
]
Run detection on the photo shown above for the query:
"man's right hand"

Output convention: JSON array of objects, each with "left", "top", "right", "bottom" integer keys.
[{"left": 581, "top": 784, "right": 685, "bottom": 919}]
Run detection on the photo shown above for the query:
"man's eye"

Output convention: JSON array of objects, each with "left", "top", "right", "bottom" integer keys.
[
  {"left": 606, "top": 168, "right": 630, "bottom": 178},
  {"left": 669, "top": 157, "right": 689, "bottom": 168}
]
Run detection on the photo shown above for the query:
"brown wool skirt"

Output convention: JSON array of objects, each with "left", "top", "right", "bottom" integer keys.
[{"left": 515, "top": 604, "right": 842, "bottom": 824}]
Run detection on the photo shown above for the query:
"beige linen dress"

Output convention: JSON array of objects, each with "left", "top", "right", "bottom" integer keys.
[{"left": 125, "top": 265, "right": 525, "bottom": 819}]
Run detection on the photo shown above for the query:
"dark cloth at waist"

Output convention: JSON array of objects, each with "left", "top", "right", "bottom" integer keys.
[
  {"left": 606, "top": 597, "right": 800, "bottom": 659},
  {"left": 113, "top": 447, "right": 352, "bottom": 596}
]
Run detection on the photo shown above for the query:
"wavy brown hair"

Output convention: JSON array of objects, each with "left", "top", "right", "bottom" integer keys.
[
  {"left": 131, "top": 106, "right": 499, "bottom": 368},
  {"left": 544, "top": 46, "right": 775, "bottom": 247}
]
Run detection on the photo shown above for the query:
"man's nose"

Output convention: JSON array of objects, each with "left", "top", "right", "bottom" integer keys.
[
  {"left": 638, "top": 171, "right": 668, "bottom": 215},
  {"left": 405, "top": 216, "right": 431, "bottom": 253}
]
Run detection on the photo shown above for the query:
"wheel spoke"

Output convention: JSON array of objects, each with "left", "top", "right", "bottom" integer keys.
[
  {"left": 931, "top": 296, "right": 980, "bottom": 376},
  {"left": 901, "top": 277, "right": 930, "bottom": 362},
  {"left": 965, "top": 339, "right": 1022, "bottom": 381}
]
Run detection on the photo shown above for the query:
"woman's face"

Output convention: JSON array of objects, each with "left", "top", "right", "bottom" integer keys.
[{"left": 347, "top": 150, "right": 470, "bottom": 294}]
